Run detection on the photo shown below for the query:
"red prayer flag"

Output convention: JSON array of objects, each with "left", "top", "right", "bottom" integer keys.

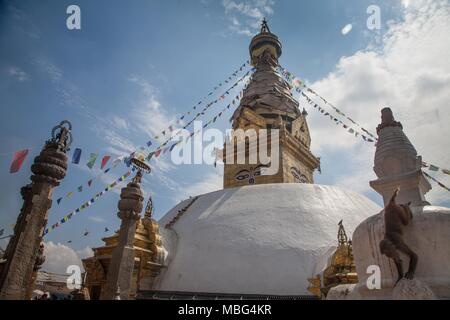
[
  {"left": 10, "top": 149, "right": 29, "bottom": 173},
  {"left": 101, "top": 155, "right": 111, "bottom": 169}
]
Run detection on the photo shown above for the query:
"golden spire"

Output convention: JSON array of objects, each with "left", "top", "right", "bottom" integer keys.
[{"left": 260, "top": 17, "right": 271, "bottom": 34}]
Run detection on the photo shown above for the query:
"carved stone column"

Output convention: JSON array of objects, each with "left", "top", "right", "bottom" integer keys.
[
  {"left": 101, "top": 170, "right": 144, "bottom": 300},
  {"left": 0, "top": 121, "right": 72, "bottom": 299}
]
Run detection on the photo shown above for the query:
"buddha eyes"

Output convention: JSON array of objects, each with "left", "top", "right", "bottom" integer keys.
[{"left": 236, "top": 173, "right": 250, "bottom": 180}]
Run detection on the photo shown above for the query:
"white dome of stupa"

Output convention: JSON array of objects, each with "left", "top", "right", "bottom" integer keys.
[{"left": 152, "top": 183, "right": 381, "bottom": 295}]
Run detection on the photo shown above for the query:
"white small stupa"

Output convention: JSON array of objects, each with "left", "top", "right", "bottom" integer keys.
[{"left": 349, "top": 108, "right": 450, "bottom": 299}]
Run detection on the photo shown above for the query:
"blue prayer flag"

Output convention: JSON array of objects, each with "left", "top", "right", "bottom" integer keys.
[{"left": 72, "top": 148, "right": 82, "bottom": 164}]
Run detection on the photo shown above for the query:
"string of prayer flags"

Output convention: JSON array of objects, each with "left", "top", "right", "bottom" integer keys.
[
  {"left": 43, "top": 171, "right": 132, "bottom": 236},
  {"left": 86, "top": 153, "right": 98, "bottom": 169},
  {"left": 300, "top": 91, "right": 376, "bottom": 145},
  {"left": 279, "top": 66, "right": 378, "bottom": 140},
  {"left": 9, "top": 149, "right": 29, "bottom": 173},
  {"left": 280, "top": 66, "right": 448, "bottom": 178},
  {"left": 101, "top": 156, "right": 111, "bottom": 169},
  {"left": 421, "top": 161, "right": 450, "bottom": 176},
  {"left": 143, "top": 71, "right": 252, "bottom": 162},
  {"left": 423, "top": 171, "right": 450, "bottom": 193},
  {"left": 72, "top": 148, "right": 82, "bottom": 164},
  {"left": 148, "top": 62, "right": 251, "bottom": 142}
]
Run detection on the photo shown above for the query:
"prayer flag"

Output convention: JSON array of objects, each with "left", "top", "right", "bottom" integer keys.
[
  {"left": 101, "top": 155, "right": 111, "bottom": 169},
  {"left": 154, "top": 149, "right": 162, "bottom": 157},
  {"left": 88, "top": 179, "right": 93, "bottom": 187},
  {"left": 147, "top": 140, "right": 152, "bottom": 147},
  {"left": 443, "top": 169, "right": 450, "bottom": 175},
  {"left": 57, "top": 198, "right": 62, "bottom": 205},
  {"left": 86, "top": 153, "right": 98, "bottom": 169},
  {"left": 78, "top": 186, "right": 83, "bottom": 192},
  {"left": 429, "top": 165, "right": 439, "bottom": 171},
  {"left": 9, "top": 149, "right": 29, "bottom": 173},
  {"left": 146, "top": 152, "right": 154, "bottom": 161},
  {"left": 72, "top": 148, "right": 82, "bottom": 164},
  {"left": 67, "top": 192, "right": 73, "bottom": 198}
]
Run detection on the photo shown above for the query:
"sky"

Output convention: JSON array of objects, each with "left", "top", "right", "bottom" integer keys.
[{"left": 0, "top": 0, "right": 449, "bottom": 274}]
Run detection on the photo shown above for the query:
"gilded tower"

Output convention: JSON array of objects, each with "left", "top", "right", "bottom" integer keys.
[{"left": 223, "top": 19, "right": 320, "bottom": 188}]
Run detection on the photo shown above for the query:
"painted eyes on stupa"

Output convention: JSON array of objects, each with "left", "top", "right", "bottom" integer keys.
[{"left": 235, "top": 172, "right": 250, "bottom": 181}]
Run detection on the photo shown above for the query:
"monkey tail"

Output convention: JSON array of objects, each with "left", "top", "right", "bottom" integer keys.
[{"left": 389, "top": 187, "right": 400, "bottom": 205}]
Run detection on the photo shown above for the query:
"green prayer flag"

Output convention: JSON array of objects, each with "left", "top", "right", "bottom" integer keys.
[{"left": 86, "top": 153, "right": 98, "bottom": 169}]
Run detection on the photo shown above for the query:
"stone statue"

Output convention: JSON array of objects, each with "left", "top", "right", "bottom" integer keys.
[{"left": 379, "top": 188, "right": 418, "bottom": 285}]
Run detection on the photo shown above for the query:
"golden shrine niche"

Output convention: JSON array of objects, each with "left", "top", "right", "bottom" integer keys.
[
  {"left": 82, "top": 198, "right": 166, "bottom": 299},
  {"left": 307, "top": 220, "right": 358, "bottom": 298}
]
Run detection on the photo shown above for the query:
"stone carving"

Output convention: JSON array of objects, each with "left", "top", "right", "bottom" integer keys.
[
  {"left": 379, "top": 188, "right": 418, "bottom": 284},
  {"left": 0, "top": 121, "right": 71, "bottom": 300}
]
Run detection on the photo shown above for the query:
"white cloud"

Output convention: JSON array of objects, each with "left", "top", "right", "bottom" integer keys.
[
  {"left": 41, "top": 241, "right": 92, "bottom": 274},
  {"left": 222, "top": 0, "right": 275, "bottom": 36},
  {"left": 111, "top": 116, "right": 129, "bottom": 131},
  {"left": 88, "top": 216, "right": 106, "bottom": 224},
  {"left": 306, "top": 0, "right": 450, "bottom": 204},
  {"left": 76, "top": 246, "right": 94, "bottom": 260},
  {"left": 176, "top": 169, "right": 223, "bottom": 202},
  {"left": 7, "top": 66, "right": 29, "bottom": 82},
  {"left": 402, "top": 0, "right": 411, "bottom": 8},
  {"left": 341, "top": 24, "right": 353, "bottom": 35},
  {"left": 33, "top": 57, "right": 92, "bottom": 117}
]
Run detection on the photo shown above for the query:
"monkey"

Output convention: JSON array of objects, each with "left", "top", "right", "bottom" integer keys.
[{"left": 379, "top": 188, "right": 418, "bottom": 285}]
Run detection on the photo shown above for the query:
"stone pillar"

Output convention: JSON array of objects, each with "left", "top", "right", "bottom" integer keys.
[
  {"left": 0, "top": 121, "right": 72, "bottom": 299},
  {"left": 101, "top": 171, "right": 144, "bottom": 300},
  {"left": 369, "top": 108, "right": 431, "bottom": 206}
]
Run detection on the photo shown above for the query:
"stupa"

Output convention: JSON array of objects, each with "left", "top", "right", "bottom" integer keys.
[
  {"left": 342, "top": 108, "right": 450, "bottom": 299},
  {"left": 133, "top": 20, "right": 382, "bottom": 298}
]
